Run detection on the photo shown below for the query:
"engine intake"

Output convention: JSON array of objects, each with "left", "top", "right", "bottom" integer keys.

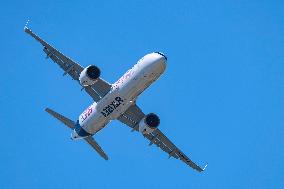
[
  {"left": 79, "top": 65, "right": 101, "bottom": 86},
  {"left": 139, "top": 113, "right": 160, "bottom": 134},
  {"left": 86, "top": 65, "right": 101, "bottom": 80}
]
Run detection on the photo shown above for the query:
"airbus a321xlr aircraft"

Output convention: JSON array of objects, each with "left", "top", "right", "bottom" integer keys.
[{"left": 25, "top": 27, "right": 207, "bottom": 172}]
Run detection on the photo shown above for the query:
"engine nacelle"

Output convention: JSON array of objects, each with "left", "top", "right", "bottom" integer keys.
[
  {"left": 79, "top": 65, "right": 101, "bottom": 86},
  {"left": 139, "top": 113, "right": 160, "bottom": 134}
]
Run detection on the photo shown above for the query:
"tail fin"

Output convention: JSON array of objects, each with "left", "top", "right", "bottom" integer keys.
[{"left": 45, "top": 107, "right": 109, "bottom": 160}]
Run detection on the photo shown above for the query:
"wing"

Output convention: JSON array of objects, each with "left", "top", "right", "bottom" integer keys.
[
  {"left": 118, "top": 104, "right": 206, "bottom": 172},
  {"left": 24, "top": 27, "right": 111, "bottom": 102}
]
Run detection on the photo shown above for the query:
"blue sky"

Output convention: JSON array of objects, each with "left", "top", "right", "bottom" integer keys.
[{"left": 1, "top": 0, "right": 284, "bottom": 188}]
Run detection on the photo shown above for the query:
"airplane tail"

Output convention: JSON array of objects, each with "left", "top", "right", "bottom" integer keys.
[{"left": 45, "top": 108, "right": 109, "bottom": 160}]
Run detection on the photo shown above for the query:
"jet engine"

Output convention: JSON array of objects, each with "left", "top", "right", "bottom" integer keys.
[
  {"left": 139, "top": 113, "right": 160, "bottom": 134},
  {"left": 79, "top": 65, "right": 101, "bottom": 86}
]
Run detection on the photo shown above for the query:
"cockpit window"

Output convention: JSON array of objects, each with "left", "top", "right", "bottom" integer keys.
[{"left": 154, "top": 52, "right": 167, "bottom": 60}]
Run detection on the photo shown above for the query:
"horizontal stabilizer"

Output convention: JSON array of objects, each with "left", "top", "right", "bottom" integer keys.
[
  {"left": 84, "top": 137, "right": 109, "bottom": 160},
  {"left": 45, "top": 108, "right": 75, "bottom": 129},
  {"left": 45, "top": 108, "right": 108, "bottom": 160}
]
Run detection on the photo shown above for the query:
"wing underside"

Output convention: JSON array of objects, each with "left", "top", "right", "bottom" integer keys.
[
  {"left": 118, "top": 105, "right": 206, "bottom": 172},
  {"left": 24, "top": 27, "right": 111, "bottom": 102}
]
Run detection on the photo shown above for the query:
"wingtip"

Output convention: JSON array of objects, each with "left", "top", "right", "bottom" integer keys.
[
  {"left": 24, "top": 26, "right": 31, "bottom": 33},
  {"left": 24, "top": 19, "right": 31, "bottom": 33},
  {"left": 202, "top": 163, "right": 208, "bottom": 171}
]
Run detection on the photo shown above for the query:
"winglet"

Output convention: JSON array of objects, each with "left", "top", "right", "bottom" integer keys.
[
  {"left": 24, "top": 19, "right": 30, "bottom": 32},
  {"left": 202, "top": 163, "right": 208, "bottom": 171}
]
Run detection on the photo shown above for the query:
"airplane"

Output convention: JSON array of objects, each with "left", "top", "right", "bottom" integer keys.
[{"left": 24, "top": 27, "right": 207, "bottom": 172}]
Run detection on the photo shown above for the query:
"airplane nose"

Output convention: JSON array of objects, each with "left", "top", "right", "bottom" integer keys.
[{"left": 154, "top": 52, "right": 167, "bottom": 61}]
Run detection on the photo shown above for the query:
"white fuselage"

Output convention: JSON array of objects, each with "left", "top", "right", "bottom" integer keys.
[{"left": 72, "top": 52, "right": 167, "bottom": 139}]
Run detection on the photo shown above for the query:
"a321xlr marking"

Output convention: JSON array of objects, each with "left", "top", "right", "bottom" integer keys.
[{"left": 101, "top": 97, "right": 124, "bottom": 117}]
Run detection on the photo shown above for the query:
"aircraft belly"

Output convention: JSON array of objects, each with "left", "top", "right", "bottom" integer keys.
[
  {"left": 81, "top": 113, "right": 108, "bottom": 135},
  {"left": 82, "top": 91, "right": 131, "bottom": 134},
  {"left": 126, "top": 70, "right": 160, "bottom": 100},
  {"left": 79, "top": 58, "right": 165, "bottom": 135}
]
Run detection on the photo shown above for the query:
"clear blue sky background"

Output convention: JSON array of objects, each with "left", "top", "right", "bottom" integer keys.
[{"left": 0, "top": 0, "right": 283, "bottom": 188}]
